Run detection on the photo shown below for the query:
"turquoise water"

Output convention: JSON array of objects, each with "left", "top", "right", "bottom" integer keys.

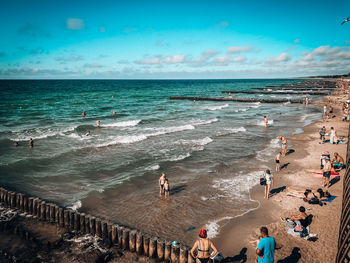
[{"left": 0, "top": 79, "right": 322, "bottom": 242}]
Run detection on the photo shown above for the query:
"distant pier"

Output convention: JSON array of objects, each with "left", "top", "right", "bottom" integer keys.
[
  {"left": 169, "top": 96, "right": 303, "bottom": 103},
  {"left": 221, "top": 90, "right": 329, "bottom": 95}
]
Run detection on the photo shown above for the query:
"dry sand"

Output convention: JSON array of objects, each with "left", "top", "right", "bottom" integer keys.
[{"left": 214, "top": 81, "right": 349, "bottom": 262}]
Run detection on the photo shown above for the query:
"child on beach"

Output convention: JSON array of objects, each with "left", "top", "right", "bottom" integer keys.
[
  {"left": 164, "top": 179, "right": 170, "bottom": 197},
  {"left": 275, "top": 152, "right": 281, "bottom": 171}
]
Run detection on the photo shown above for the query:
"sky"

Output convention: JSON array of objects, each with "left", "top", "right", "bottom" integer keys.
[{"left": 0, "top": 0, "right": 349, "bottom": 79}]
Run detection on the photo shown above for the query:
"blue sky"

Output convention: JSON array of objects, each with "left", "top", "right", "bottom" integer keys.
[{"left": 0, "top": 0, "right": 349, "bottom": 79}]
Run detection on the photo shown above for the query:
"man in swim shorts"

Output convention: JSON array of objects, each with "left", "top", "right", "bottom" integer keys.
[
  {"left": 159, "top": 172, "right": 166, "bottom": 195},
  {"left": 322, "top": 159, "right": 331, "bottom": 191},
  {"left": 29, "top": 138, "right": 34, "bottom": 148},
  {"left": 275, "top": 152, "right": 281, "bottom": 171}
]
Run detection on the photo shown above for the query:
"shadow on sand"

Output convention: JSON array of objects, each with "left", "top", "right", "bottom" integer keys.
[
  {"left": 269, "top": 186, "right": 286, "bottom": 197},
  {"left": 223, "top": 247, "right": 247, "bottom": 262},
  {"left": 277, "top": 247, "right": 301, "bottom": 263}
]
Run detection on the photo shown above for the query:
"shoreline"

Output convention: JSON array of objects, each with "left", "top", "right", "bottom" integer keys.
[{"left": 214, "top": 79, "right": 348, "bottom": 261}]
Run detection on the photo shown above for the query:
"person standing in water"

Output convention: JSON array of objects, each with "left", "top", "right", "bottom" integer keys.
[
  {"left": 29, "top": 138, "right": 34, "bottom": 148},
  {"left": 275, "top": 152, "right": 281, "bottom": 171},
  {"left": 264, "top": 116, "right": 268, "bottom": 127},
  {"left": 159, "top": 172, "right": 166, "bottom": 195},
  {"left": 190, "top": 229, "right": 218, "bottom": 263},
  {"left": 113, "top": 110, "right": 117, "bottom": 116},
  {"left": 82, "top": 111, "right": 86, "bottom": 117},
  {"left": 96, "top": 120, "right": 100, "bottom": 127},
  {"left": 278, "top": 136, "right": 287, "bottom": 156}
]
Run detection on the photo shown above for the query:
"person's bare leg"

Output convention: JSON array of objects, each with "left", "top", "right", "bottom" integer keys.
[{"left": 267, "top": 185, "right": 271, "bottom": 199}]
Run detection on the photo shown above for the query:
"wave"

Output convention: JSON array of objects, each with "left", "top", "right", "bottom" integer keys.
[
  {"left": 191, "top": 137, "right": 213, "bottom": 146},
  {"left": 216, "top": 127, "right": 246, "bottom": 136},
  {"left": 167, "top": 153, "right": 191, "bottom": 162},
  {"left": 233, "top": 108, "right": 248, "bottom": 112},
  {"left": 256, "top": 137, "right": 280, "bottom": 161},
  {"left": 204, "top": 104, "right": 229, "bottom": 111},
  {"left": 67, "top": 200, "right": 82, "bottom": 211},
  {"left": 145, "top": 124, "right": 195, "bottom": 137},
  {"left": 256, "top": 119, "right": 274, "bottom": 126},
  {"left": 193, "top": 118, "right": 218, "bottom": 126},
  {"left": 11, "top": 126, "right": 77, "bottom": 141},
  {"left": 101, "top": 120, "right": 141, "bottom": 128},
  {"left": 95, "top": 135, "right": 148, "bottom": 148},
  {"left": 146, "top": 164, "right": 160, "bottom": 171},
  {"left": 249, "top": 102, "right": 261, "bottom": 109}
]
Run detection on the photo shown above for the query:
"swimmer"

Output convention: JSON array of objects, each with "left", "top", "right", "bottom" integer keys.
[
  {"left": 29, "top": 138, "right": 34, "bottom": 148},
  {"left": 113, "top": 110, "right": 117, "bottom": 116},
  {"left": 159, "top": 172, "right": 166, "bottom": 195},
  {"left": 264, "top": 116, "right": 268, "bottom": 127},
  {"left": 278, "top": 136, "right": 287, "bottom": 156},
  {"left": 85, "top": 131, "right": 91, "bottom": 136},
  {"left": 82, "top": 111, "right": 86, "bottom": 117},
  {"left": 164, "top": 179, "right": 170, "bottom": 197},
  {"left": 193, "top": 99, "right": 196, "bottom": 103},
  {"left": 96, "top": 120, "right": 100, "bottom": 127},
  {"left": 14, "top": 142, "right": 19, "bottom": 147},
  {"left": 275, "top": 152, "right": 281, "bottom": 171}
]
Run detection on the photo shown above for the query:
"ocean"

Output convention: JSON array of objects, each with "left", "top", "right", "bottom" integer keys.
[{"left": 0, "top": 79, "right": 322, "bottom": 243}]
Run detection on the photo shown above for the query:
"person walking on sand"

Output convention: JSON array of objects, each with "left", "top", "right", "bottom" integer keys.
[
  {"left": 278, "top": 136, "right": 287, "bottom": 156},
  {"left": 263, "top": 169, "right": 274, "bottom": 199},
  {"left": 164, "top": 179, "right": 170, "bottom": 197},
  {"left": 323, "top": 159, "right": 331, "bottom": 191},
  {"left": 159, "top": 172, "right": 166, "bottom": 195},
  {"left": 264, "top": 116, "right": 268, "bottom": 127},
  {"left": 256, "top": 226, "right": 276, "bottom": 263},
  {"left": 330, "top": 127, "right": 337, "bottom": 144},
  {"left": 319, "top": 126, "right": 326, "bottom": 143},
  {"left": 190, "top": 229, "right": 218, "bottom": 263},
  {"left": 275, "top": 152, "right": 281, "bottom": 171}
]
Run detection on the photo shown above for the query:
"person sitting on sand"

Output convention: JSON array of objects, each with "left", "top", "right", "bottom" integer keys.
[
  {"left": 285, "top": 206, "right": 307, "bottom": 226},
  {"left": 278, "top": 136, "right": 287, "bottom": 156},
  {"left": 275, "top": 152, "right": 281, "bottom": 171},
  {"left": 263, "top": 169, "right": 274, "bottom": 199},
  {"left": 164, "top": 179, "right": 170, "bottom": 197},
  {"left": 159, "top": 172, "right": 166, "bottom": 195},
  {"left": 332, "top": 152, "right": 345, "bottom": 169},
  {"left": 256, "top": 227, "right": 276, "bottom": 263},
  {"left": 190, "top": 229, "right": 218, "bottom": 263}
]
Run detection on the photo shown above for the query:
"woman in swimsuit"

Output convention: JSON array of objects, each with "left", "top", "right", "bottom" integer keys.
[
  {"left": 190, "top": 229, "right": 218, "bottom": 263},
  {"left": 286, "top": 187, "right": 330, "bottom": 200},
  {"left": 278, "top": 136, "right": 287, "bottom": 156},
  {"left": 263, "top": 169, "right": 274, "bottom": 199}
]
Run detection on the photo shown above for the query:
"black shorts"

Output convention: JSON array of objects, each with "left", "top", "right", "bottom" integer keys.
[
  {"left": 276, "top": 160, "right": 280, "bottom": 164},
  {"left": 323, "top": 171, "right": 331, "bottom": 178}
]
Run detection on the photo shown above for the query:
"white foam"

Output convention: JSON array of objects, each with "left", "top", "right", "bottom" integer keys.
[
  {"left": 67, "top": 200, "right": 82, "bottom": 211},
  {"left": 233, "top": 108, "right": 248, "bottom": 112},
  {"left": 101, "top": 120, "right": 141, "bottom": 128},
  {"left": 256, "top": 137, "right": 280, "bottom": 161},
  {"left": 256, "top": 119, "right": 274, "bottom": 126},
  {"left": 216, "top": 127, "right": 246, "bottom": 136},
  {"left": 146, "top": 164, "right": 160, "bottom": 170},
  {"left": 96, "top": 135, "right": 148, "bottom": 147},
  {"left": 206, "top": 216, "right": 233, "bottom": 239},
  {"left": 193, "top": 118, "right": 219, "bottom": 126},
  {"left": 267, "top": 89, "right": 272, "bottom": 91},
  {"left": 167, "top": 153, "right": 191, "bottom": 161},
  {"left": 204, "top": 104, "right": 229, "bottom": 111},
  {"left": 250, "top": 102, "right": 261, "bottom": 109},
  {"left": 191, "top": 137, "right": 213, "bottom": 146},
  {"left": 283, "top": 101, "right": 291, "bottom": 105},
  {"left": 146, "top": 124, "right": 195, "bottom": 137},
  {"left": 12, "top": 126, "right": 77, "bottom": 141}
]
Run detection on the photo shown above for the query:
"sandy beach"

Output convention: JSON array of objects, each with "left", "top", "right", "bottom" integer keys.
[{"left": 214, "top": 79, "right": 349, "bottom": 262}]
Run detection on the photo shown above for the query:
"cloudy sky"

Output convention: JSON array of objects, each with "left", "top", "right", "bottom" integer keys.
[{"left": 0, "top": 0, "right": 349, "bottom": 79}]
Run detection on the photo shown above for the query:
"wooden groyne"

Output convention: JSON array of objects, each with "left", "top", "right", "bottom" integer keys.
[
  {"left": 170, "top": 96, "right": 303, "bottom": 103},
  {"left": 221, "top": 91, "right": 329, "bottom": 95},
  {"left": 0, "top": 187, "right": 194, "bottom": 263},
  {"left": 255, "top": 87, "right": 334, "bottom": 91}
]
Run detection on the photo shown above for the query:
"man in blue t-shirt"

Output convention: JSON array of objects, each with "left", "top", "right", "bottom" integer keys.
[{"left": 256, "top": 226, "right": 276, "bottom": 263}]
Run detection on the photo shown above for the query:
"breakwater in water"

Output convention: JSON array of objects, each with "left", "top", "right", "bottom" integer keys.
[{"left": 0, "top": 186, "right": 194, "bottom": 263}]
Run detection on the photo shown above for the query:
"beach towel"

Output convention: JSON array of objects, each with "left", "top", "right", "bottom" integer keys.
[
  {"left": 313, "top": 171, "right": 339, "bottom": 176},
  {"left": 323, "top": 196, "right": 337, "bottom": 202}
]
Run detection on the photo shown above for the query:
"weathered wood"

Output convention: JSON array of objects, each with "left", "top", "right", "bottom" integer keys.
[
  {"left": 180, "top": 246, "right": 188, "bottom": 263},
  {"left": 58, "top": 207, "right": 64, "bottom": 227},
  {"left": 28, "top": 197, "right": 34, "bottom": 214},
  {"left": 96, "top": 218, "right": 102, "bottom": 237},
  {"left": 23, "top": 196, "right": 28, "bottom": 213},
  {"left": 90, "top": 216, "right": 96, "bottom": 236},
  {"left": 157, "top": 239, "right": 165, "bottom": 261},
  {"left": 80, "top": 213, "right": 86, "bottom": 233},
  {"left": 171, "top": 244, "right": 180, "bottom": 263},
  {"left": 129, "top": 230, "right": 137, "bottom": 252},
  {"left": 101, "top": 221, "right": 108, "bottom": 239},
  {"left": 164, "top": 241, "right": 172, "bottom": 262},
  {"left": 85, "top": 215, "right": 91, "bottom": 234},
  {"left": 122, "top": 227, "right": 130, "bottom": 250},
  {"left": 49, "top": 204, "right": 55, "bottom": 223},
  {"left": 15, "top": 193, "right": 21, "bottom": 210},
  {"left": 69, "top": 210, "right": 75, "bottom": 230},
  {"left": 170, "top": 96, "right": 303, "bottom": 103},
  {"left": 33, "top": 198, "right": 39, "bottom": 216},
  {"left": 10, "top": 192, "right": 16, "bottom": 208},
  {"left": 40, "top": 201, "right": 46, "bottom": 221},
  {"left": 74, "top": 212, "right": 80, "bottom": 231},
  {"left": 143, "top": 234, "right": 150, "bottom": 256},
  {"left": 45, "top": 203, "right": 50, "bottom": 222},
  {"left": 136, "top": 231, "right": 143, "bottom": 255},
  {"left": 112, "top": 225, "right": 118, "bottom": 244},
  {"left": 149, "top": 237, "right": 157, "bottom": 258},
  {"left": 117, "top": 226, "right": 124, "bottom": 246},
  {"left": 221, "top": 90, "right": 329, "bottom": 95},
  {"left": 18, "top": 193, "right": 24, "bottom": 211},
  {"left": 64, "top": 210, "right": 70, "bottom": 229}
]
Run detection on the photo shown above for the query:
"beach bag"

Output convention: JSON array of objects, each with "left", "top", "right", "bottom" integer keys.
[
  {"left": 260, "top": 177, "right": 266, "bottom": 186},
  {"left": 210, "top": 252, "right": 224, "bottom": 263},
  {"left": 286, "top": 219, "right": 296, "bottom": 229}
]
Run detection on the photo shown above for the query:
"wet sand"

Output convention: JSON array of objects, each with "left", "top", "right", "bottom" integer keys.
[{"left": 214, "top": 80, "right": 349, "bottom": 262}]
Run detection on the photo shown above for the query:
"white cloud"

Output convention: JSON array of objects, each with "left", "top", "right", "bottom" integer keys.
[
  {"left": 232, "top": 55, "right": 247, "bottom": 62},
  {"left": 66, "top": 18, "right": 85, "bottom": 30},
  {"left": 135, "top": 57, "right": 161, "bottom": 65},
  {"left": 55, "top": 55, "right": 84, "bottom": 62},
  {"left": 213, "top": 55, "right": 231, "bottom": 65},
  {"left": 83, "top": 63, "right": 104, "bottom": 68},
  {"left": 163, "top": 54, "right": 185, "bottom": 64},
  {"left": 266, "top": 52, "right": 291, "bottom": 63},
  {"left": 294, "top": 39, "right": 300, "bottom": 44},
  {"left": 227, "top": 45, "right": 253, "bottom": 54}
]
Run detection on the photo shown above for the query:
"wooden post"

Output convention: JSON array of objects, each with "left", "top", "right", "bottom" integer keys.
[
  {"left": 136, "top": 231, "right": 143, "bottom": 255},
  {"left": 149, "top": 237, "right": 157, "bottom": 258},
  {"left": 117, "top": 226, "right": 124, "bottom": 246},
  {"left": 16, "top": 193, "right": 21, "bottom": 210},
  {"left": 40, "top": 201, "right": 46, "bottom": 221},
  {"left": 74, "top": 212, "right": 80, "bottom": 231},
  {"left": 101, "top": 221, "right": 108, "bottom": 240},
  {"left": 180, "top": 246, "right": 188, "bottom": 263},
  {"left": 64, "top": 210, "right": 70, "bottom": 229},
  {"left": 164, "top": 241, "right": 172, "bottom": 262},
  {"left": 122, "top": 228, "right": 130, "bottom": 250},
  {"left": 18, "top": 194, "right": 24, "bottom": 211},
  {"left": 58, "top": 207, "right": 64, "bottom": 227},
  {"left": 90, "top": 216, "right": 96, "bottom": 236},
  {"left": 3, "top": 190, "right": 8, "bottom": 207},
  {"left": 143, "top": 234, "right": 150, "bottom": 256},
  {"left": 28, "top": 197, "right": 34, "bottom": 214},
  {"left": 129, "top": 230, "right": 137, "bottom": 252},
  {"left": 80, "top": 213, "right": 86, "bottom": 233},
  {"left": 112, "top": 225, "right": 118, "bottom": 244},
  {"left": 108, "top": 224, "right": 112, "bottom": 241},
  {"left": 69, "top": 210, "right": 75, "bottom": 230},
  {"left": 85, "top": 215, "right": 91, "bottom": 234},
  {"left": 23, "top": 196, "right": 28, "bottom": 213},
  {"left": 96, "top": 218, "right": 102, "bottom": 237},
  {"left": 54, "top": 205, "right": 59, "bottom": 225},
  {"left": 50, "top": 204, "right": 55, "bottom": 223},
  {"left": 157, "top": 239, "right": 165, "bottom": 261},
  {"left": 33, "top": 198, "right": 40, "bottom": 217},
  {"left": 0, "top": 188, "right": 3, "bottom": 203},
  {"left": 171, "top": 244, "right": 180, "bottom": 263},
  {"left": 45, "top": 203, "right": 50, "bottom": 222},
  {"left": 10, "top": 192, "right": 16, "bottom": 208}
]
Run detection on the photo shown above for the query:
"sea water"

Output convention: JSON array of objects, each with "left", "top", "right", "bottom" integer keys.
[{"left": 0, "top": 79, "right": 322, "bottom": 242}]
